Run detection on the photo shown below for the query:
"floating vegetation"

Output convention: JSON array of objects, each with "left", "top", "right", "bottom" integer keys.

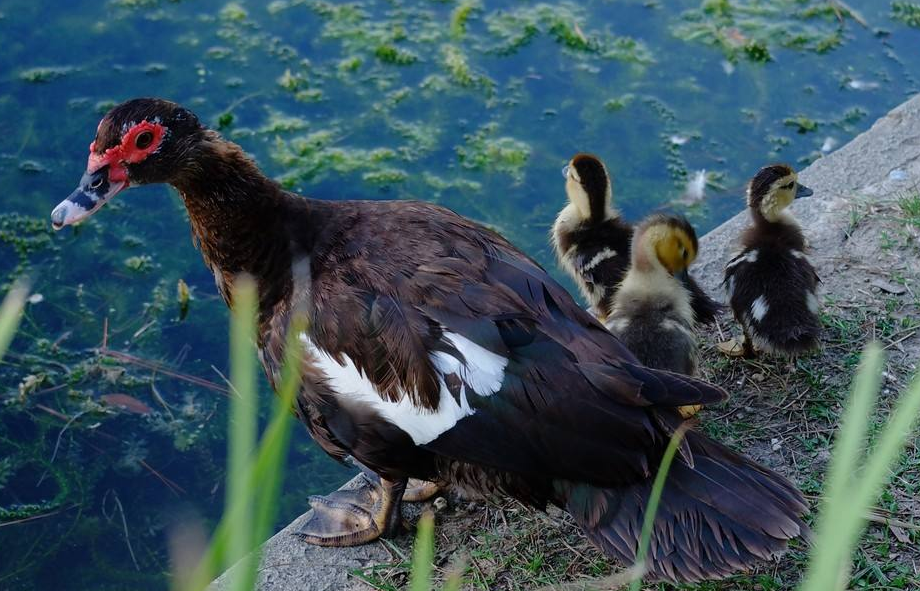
[
  {"left": 124, "top": 255, "right": 155, "bottom": 273},
  {"left": 784, "top": 114, "right": 820, "bottom": 134},
  {"left": 892, "top": 1, "right": 920, "bottom": 27},
  {"left": 0, "top": 214, "right": 57, "bottom": 281},
  {"left": 450, "top": 0, "right": 481, "bottom": 39},
  {"left": 18, "top": 66, "right": 76, "bottom": 83},
  {"left": 673, "top": 0, "right": 856, "bottom": 62},
  {"left": 456, "top": 123, "right": 530, "bottom": 183},
  {"left": 484, "top": 3, "right": 653, "bottom": 63},
  {"left": 441, "top": 44, "right": 493, "bottom": 91}
]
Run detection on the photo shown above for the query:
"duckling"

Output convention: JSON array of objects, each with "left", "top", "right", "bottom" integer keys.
[
  {"left": 552, "top": 153, "right": 632, "bottom": 321},
  {"left": 552, "top": 153, "right": 722, "bottom": 325},
  {"left": 605, "top": 214, "right": 702, "bottom": 418},
  {"left": 722, "top": 164, "right": 820, "bottom": 357}
]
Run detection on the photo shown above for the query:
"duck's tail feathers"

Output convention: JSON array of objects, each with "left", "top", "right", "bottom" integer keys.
[{"left": 561, "top": 430, "right": 809, "bottom": 583}]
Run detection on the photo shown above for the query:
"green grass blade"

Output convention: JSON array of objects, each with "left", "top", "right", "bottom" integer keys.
[
  {"left": 243, "top": 316, "right": 307, "bottom": 591},
  {"left": 227, "top": 278, "right": 258, "bottom": 591},
  {"left": 629, "top": 424, "right": 688, "bottom": 591},
  {"left": 409, "top": 512, "right": 436, "bottom": 591},
  {"left": 799, "top": 345, "right": 883, "bottom": 590},
  {"left": 0, "top": 283, "right": 27, "bottom": 361}
]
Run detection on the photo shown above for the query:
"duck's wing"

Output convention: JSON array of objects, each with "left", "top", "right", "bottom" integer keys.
[{"left": 307, "top": 202, "right": 727, "bottom": 487}]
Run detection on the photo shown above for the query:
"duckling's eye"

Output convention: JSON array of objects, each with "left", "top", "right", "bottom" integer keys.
[
  {"left": 782, "top": 181, "right": 795, "bottom": 190},
  {"left": 135, "top": 131, "right": 154, "bottom": 150}
]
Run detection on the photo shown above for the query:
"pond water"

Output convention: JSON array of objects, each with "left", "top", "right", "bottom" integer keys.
[{"left": 1, "top": 0, "right": 918, "bottom": 588}]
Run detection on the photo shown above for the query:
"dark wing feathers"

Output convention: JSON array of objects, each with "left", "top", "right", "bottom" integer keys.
[{"left": 306, "top": 200, "right": 725, "bottom": 490}]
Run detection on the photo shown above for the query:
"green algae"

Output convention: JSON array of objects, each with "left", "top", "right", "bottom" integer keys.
[
  {"left": 450, "top": 0, "right": 481, "bottom": 39},
  {"left": 892, "top": 1, "right": 920, "bottom": 27},
  {"left": 484, "top": 3, "right": 652, "bottom": 63},
  {"left": 441, "top": 44, "right": 493, "bottom": 91},
  {"left": 784, "top": 114, "right": 820, "bottom": 134},
  {"left": 18, "top": 66, "right": 76, "bottom": 83},
  {"left": 673, "top": 0, "right": 857, "bottom": 62},
  {"left": 456, "top": 123, "right": 530, "bottom": 183}
]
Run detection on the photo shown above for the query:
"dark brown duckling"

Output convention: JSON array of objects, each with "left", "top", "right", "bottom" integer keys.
[
  {"left": 722, "top": 164, "right": 821, "bottom": 357},
  {"left": 552, "top": 153, "right": 722, "bottom": 325}
]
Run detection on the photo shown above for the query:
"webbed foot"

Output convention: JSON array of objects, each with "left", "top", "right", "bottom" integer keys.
[
  {"left": 296, "top": 475, "right": 406, "bottom": 547},
  {"left": 403, "top": 478, "right": 442, "bottom": 502},
  {"left": 677, "top": 404, "right": 703, "bottom": 419}
]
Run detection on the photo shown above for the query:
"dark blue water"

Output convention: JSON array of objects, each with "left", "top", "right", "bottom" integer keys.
[{"left": 0, "top": 1, "right": 918, "bottom": 588}]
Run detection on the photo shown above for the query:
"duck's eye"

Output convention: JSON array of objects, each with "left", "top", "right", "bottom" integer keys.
[
  {"left": 782, "top": 181, "right": 795, "bottom": 190},
  {"left": 135, "top": 131, "right": 154, "bottom": 150}
]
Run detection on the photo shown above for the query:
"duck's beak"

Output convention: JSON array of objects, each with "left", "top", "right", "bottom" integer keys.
[
  {"left": 51, "top": 166, "right": 128, "bottom": 230},
  {"left": 561, "top": 164, "right": 571, "bottom": 179},
  {"left": 795, "top": 183, "right": 814, "bottom": 199},
  {"left": 674, "top": 268, "right": 691, "bottom": 282}
]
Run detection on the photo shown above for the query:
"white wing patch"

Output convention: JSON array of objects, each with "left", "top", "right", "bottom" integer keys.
[
  {"left": 751, "top": 295, "right": 769, "bottom": 322},
  {"left": 806, "top": 291, "right": 820, "bottom": 314},
  {"left": 726, "top": 276, "right": 736, "bottom": 299},
  {"left": 582, "top": 248, "right": 618, "bottom": 272},
  {"left": 726, "top": 249, "right": 758, "bottom": 270},
  {"left": 301, "top": 331, "right": 507, "bottom": 446}
]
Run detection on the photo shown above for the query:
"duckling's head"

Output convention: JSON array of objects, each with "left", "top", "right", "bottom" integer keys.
[
  {"left": 562, "top": 153, "right": 614, "bottom": 222},
  {"left": 632, "top": 213, "right": 698, "bottom": 278},
  {"left": 746, "top": 163, "right": 813, "bottom": 223}
]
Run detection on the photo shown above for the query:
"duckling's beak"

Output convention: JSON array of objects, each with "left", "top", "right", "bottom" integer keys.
[
  {"left": 795, "top": 183, "right": 814, "bottom": 199},
  {"left": 51, "top": 165, "right": 129, "bottom": 230},
  {"left": 674, "top": 269, "right": 691, "bottom": 282},
  {"left": 561, "top": 165, "right": 571, "bottom": 179}
]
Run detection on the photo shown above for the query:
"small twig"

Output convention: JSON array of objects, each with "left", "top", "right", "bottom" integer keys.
[
  {"left": 102, "top": 349, "right": 229, "bottom": 395},
  {"left": 139, "top": 460, "right": 186, "bottom": 496},
  {"left": 103, "top": 490, "right": 140, "bottom": 571},
  {"left": 37, "top": 410, "right": 89, "bottom": 486}
]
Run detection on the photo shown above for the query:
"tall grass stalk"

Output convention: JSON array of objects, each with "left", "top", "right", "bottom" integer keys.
[
  {"left": 799, "top": 343, "right": 920, "bottom": 590},
  {"left": 0, "top": 283, "right": 27, "bottom": 359},
  {"left": 179, "top": 279, "right": 305, "bottom": 591}
]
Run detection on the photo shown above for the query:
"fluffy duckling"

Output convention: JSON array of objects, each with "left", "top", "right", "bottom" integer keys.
[
  {"left": 606, "top": 215, "right": 701, "bottom": 418},
  {"left": 606, "top": 214, "right": 699, "bottom": 375},
  {"left": 552, "top": 153, "right": 722, "bottom": 325},
  {"left": 552, "top": 153, "right": 632, "bottom": 321},
  {"left": 723, "top": 164, "right": 820, "bottom": 357}
]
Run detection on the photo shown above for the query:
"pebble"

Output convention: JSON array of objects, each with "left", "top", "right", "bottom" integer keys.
[
  {"left": 771, "top": 438, "right": 783, "bottom": 451},
  {"left": 888, "top": 169, "right": 908, "bottom": 181}
]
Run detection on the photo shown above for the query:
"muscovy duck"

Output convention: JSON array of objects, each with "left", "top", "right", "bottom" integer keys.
[{"left": 52, "top": 99, "right": 807, "bottom": 583}]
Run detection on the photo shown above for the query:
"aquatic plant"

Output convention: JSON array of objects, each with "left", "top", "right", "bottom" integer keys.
[
  {"left": 455, "top": 123, "right": 530, "bottom": 183},
  {"left": 891, "top": 1, "right": 920, "bottom": 27},
  {"left": 672, "top": 0, "right": 857, "bottom": 62}
]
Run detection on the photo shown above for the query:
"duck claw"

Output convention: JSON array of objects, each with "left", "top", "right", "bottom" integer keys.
[{"left": 403, "top": 478, "right": 441, "bottom": 502}]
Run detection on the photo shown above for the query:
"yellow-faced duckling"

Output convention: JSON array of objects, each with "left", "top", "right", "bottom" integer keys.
[
  {"left": 552, "top": 153, "right": 722, "bottom": 325},
  {"left": 55, "top": 99, "right": 808, "bottom": 583},
  {"left": 722, "top": 164, "right": 820, "bottom": 357},
  {"left": 606, "top": 214, "right": 702, "bottom": 418}
]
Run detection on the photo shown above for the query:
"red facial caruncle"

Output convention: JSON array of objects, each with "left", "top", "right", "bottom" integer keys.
[{"left": 87, "top": 119, "right": 167, "bottom": 184}]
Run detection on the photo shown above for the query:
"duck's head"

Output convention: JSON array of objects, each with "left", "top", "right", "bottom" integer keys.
[
  {"left": 746, "top": 163, "right": 813, "bottom": 223},
  {"left": 562, "top": 153, "right": 613, "bottom": 222},
  {"left": 51, "top": 98, "right": 204, "bottom": 230},
  {"left": 632, "top": 213, "right": 698, "bottom": 280}
]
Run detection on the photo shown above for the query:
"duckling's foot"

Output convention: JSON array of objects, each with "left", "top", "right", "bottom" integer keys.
[
  {"left": 717, "top": 337, "right": 758, "bottom": 358},
  {"left": 677, "top": 404, "right": 703, "bottom": 419},
  {"left": 296, "top": 475, "right": 406, "bottom": 547},
  {"left": 717, "top": 338, "right": 747, "bottom": 357},
  {"left": 403, "top": 478, "right": 442, "bottom": 502}
]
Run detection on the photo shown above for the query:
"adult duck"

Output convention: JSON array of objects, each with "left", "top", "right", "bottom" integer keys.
[{"left": 53, "top": 99, "right": 807, "bottom": 583}]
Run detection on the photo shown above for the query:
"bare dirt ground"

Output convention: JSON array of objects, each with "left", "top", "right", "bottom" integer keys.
[{"left": 352, "top": 191, "right": 920, "bottom": 591}]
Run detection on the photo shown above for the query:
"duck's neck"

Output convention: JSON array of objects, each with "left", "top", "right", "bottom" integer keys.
[
  {"left": 749, "top": 207, "right": 806, "bottom": 250},
  {"left": 171, "top": 132, "right": 293, "bottom": 303}
]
